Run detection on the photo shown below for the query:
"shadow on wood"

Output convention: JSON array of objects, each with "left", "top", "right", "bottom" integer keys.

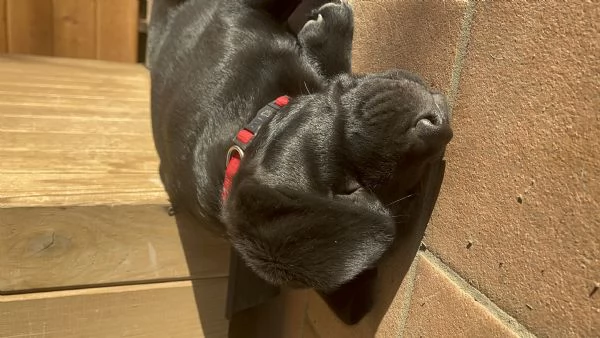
[
  {"left": 171, "top": 210, "right": 231, "bottom": 337},
  {"left": 173, "top": 209, "right": 283, "bottom": 337}
]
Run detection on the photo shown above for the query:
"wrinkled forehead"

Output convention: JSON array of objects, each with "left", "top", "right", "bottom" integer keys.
[{"left": 353, "top": 76, "right": 435, "bottom": 110}]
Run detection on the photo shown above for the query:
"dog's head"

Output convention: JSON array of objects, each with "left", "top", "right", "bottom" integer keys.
[
  {"left": 339, "top": 70, "right": 453, "bottom": 201},
  {"left": 223, "top": 70, "right": 452, "bottom": 292}
]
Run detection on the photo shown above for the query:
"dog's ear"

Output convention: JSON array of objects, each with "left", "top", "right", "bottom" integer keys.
[{"left": 223, "top": 179, "right": 395, "bottom": 292}]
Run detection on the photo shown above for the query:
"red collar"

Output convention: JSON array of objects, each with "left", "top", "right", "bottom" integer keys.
[{"left": 222, "top": 96, "right": 290, "bottom": 201}]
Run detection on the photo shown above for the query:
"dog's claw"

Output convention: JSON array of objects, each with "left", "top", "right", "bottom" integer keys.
[
  {"left": 298, "top": 1, "right": 354, "bottom": 76},
  {"left": 299, "top": 1, "right": 353, "bottom": 42}
]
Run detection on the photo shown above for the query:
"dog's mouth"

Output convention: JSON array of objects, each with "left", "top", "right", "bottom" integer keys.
[{"left": 344, "top": 180, "right": 361, "bottom": 194}]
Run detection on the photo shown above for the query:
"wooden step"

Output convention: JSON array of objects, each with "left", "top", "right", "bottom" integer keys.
[
  {"left": 0, "top": 55, "right": 229, "bottom": 337},
  {"left": 0, "top": 205, "right": 229, "bottom": 292},
  {"left": 0, "top": 55, "right": 161, "bottom": 208},
  {"left": 0, "top": 279, "right": 228, "bottom": 338}
]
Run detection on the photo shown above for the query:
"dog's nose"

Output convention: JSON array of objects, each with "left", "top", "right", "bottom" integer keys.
[{"left": 414, "top": 93, "right": 453, "bottom": 142}]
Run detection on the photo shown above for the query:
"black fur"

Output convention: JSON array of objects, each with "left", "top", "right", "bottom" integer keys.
[{"left": 148, "top": 0, "right": 452, "bottom": 292}]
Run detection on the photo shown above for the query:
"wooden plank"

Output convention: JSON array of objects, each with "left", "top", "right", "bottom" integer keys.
[
  {"left": 53, "top": 0, "right": 97, "bottom": 59},
  {"left": 0, "top": 55, "right": 230, "bottom": 292},
  {"left": 0, "top": 279, "right": 229, "bottom": 337},
  {"left": 0, "top": 0, "right": 6, "bottom": 52},
  {"left": 0, "top": 205, "right": 230, "bottom": 293},
  {"left": 0, "top": 55, "right": 163, "bottom": 207},
  {"left": 6, "top": 0, "right": 54, "bottom": 55},
  {"left": 97, "top": 0, "right": 139, "bottom": 62}
]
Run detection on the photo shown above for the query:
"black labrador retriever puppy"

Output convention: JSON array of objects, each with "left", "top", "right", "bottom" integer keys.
[{"left": 148, "top": 0, "right": 452, "bottom": 295}]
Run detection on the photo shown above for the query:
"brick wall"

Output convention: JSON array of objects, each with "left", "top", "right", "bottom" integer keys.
[{"left": 290, "top": 1, "right": 599, "bottom": 336}]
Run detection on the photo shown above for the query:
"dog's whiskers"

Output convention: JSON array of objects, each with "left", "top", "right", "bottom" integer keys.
[
  {"left": 386, "top": 193, "right": 416, "bottom": 207},
  {"left": 304, "top": 81, "right": 311, "bottom": 95}
]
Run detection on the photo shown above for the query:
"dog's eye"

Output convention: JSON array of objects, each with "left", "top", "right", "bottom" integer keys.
[{"left": 341, "top": 180, "right": 361, "bottom": 195}]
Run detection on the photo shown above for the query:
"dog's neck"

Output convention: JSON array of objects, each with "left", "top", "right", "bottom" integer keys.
[{"left": 222, "top": 96, "right": 291, "bottom": 201}]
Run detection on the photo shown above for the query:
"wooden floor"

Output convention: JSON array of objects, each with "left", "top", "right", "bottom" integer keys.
[{"left": 0, "top": 55, "right": 230, "bottom": 337}]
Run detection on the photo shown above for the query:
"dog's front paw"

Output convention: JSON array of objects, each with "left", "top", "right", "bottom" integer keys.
[{"left": 298, "top": 1, "right": 353, "bottom": 48}]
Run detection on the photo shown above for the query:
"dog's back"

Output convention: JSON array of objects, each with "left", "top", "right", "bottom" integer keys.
[{"left": 148, "top": 0, "right": 322, "bottom": 233}]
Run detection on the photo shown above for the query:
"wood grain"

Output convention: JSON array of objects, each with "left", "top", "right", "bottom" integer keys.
[
  {"left": 0, "top": 53, "right": 230, "bottom": 338},
  {"left": 0, "top": 55, "right": 163, "bottom": 207},
  {"left": 6, "top": 0, "right": 54, "bottom": 55},
  {"left": 0, "top": 279, "right": 229, "bottom": 337},
  {"left": 0, "top": 0, "right": 6, "bottom": 52},
  {"left": 0, "top": 55, "right": 230, "bottom": 294},
  {"left": 97, "top": 0, "right": 139, "bottom": 62},
  {"left": 53, "top": 0, "right": 97, "bottom": 59},
  {"left": 0, "top": 205, "right": 230, "bottom": 293}
]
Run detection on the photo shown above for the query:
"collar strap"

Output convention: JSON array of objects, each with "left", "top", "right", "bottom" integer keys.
[{"left": 222, "top": 96, "right": 290, "bottom": 201}]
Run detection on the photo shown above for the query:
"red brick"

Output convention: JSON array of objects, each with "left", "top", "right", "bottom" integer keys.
[
  {"left": 425, "top": 1, "right": 600, "bottom": 336},
  {"left": 352, "top": 0, "right": 468, "bottom": 92},
  {"left": 404, "top": 255, "right": 517, "bottom": 337}
]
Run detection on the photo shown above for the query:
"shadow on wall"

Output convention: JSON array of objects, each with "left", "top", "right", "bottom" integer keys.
[{"left": 317, "top": 156, "right": 448, "bottom": 331}]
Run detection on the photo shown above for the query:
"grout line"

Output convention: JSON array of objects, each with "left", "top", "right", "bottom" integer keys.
[
  {"left": 300, "top": 290, "right": 311, "bottom": 338},
  {"left": 397, "top": 255, "right": 420, "bottom": 338},
  {"left": 304, "top": 319, "right": 321, "bottom": 338},
  {"left": 420, "top": 250, "right": 537, "bottom": 338},
  {"left": 448, "top": 0, "right": 476, "bottom": 108},
  {"left": 302, "top": 298, "right": 321, "bottom": 338}
]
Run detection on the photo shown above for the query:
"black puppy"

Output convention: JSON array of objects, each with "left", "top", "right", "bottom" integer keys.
[{"left": 148, "top": 0, "right": 452, "bottom": 293}]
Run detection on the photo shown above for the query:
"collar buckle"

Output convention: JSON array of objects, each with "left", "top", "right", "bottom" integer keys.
[
  {"left": 222, "top": 96, "right": 290, "bottom": 202},
  {"left": 226, "top": 145, "right": 245, "bottom": 166}
]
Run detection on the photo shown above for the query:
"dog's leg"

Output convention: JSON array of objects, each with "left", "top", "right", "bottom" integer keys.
[{"left": 298, "top": 1, "right": 354, "bottom": 78}]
